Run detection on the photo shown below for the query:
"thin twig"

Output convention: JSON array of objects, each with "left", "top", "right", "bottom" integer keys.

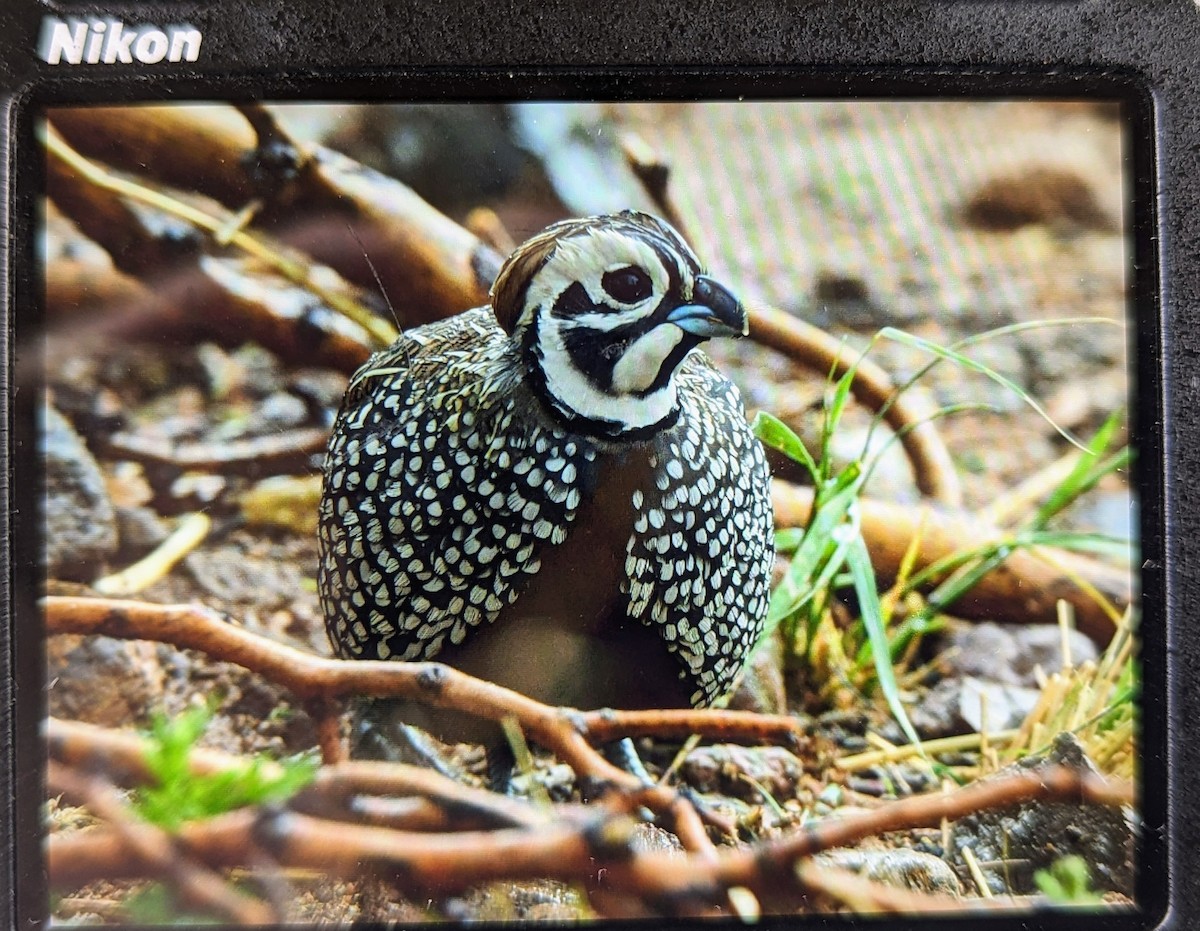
[
  {"left": 93, "top": 512, "right": 212, "bottom": 596},
  {"left": 47, "top": 759, "right": 1134, "bottom": 916},
  {"left": 47, "top": 761, "right": 277, "bottom": 925},
  {"left": 104, "top": 427, "right": 328, "bottom": 477},
  {"left": 41, "top": 595, "right": 796, "bottom": 854},
  {"left": 41, "top": 121, "right": 397, "bottom": 348}
]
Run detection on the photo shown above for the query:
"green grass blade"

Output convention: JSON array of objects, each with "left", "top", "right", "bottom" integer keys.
[
  {"left": 845, "top": 526, "right": 924, "bottom": 752},
  {"left": 766, "top": 480, "right": 862, "bottom": 624},
  {"left": 878, "top": 325, "right": 1098, "bottom": 452},
  {"left": 752, "top": 410, "right": 819, "bottom": 480}
]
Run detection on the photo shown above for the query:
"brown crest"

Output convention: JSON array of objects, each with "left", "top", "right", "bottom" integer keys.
[{"left": 489, "top": 227, "right": 561, "bottom": 335}]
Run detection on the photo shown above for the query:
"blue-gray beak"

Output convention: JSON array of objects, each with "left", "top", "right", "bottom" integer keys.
[{"left": 665, "top": 275, "right": 748, "bottom": 339}]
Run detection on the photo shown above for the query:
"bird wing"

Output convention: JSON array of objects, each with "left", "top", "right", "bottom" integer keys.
[
  {"left": 319, "top": 308, "right": 599, "bottom": 663},
  {"left": 620, "top": 354, "right": 775, "bottom": 707}
]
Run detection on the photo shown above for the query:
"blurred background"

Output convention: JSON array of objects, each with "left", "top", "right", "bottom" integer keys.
[{"left": 275, "top": 99, "right": 1132, "bottom": 512}]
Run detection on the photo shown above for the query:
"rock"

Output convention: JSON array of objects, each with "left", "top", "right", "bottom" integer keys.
[
  {"left": 914, "top": 624, "right": 1101, "bottom": 736},
  {"left": 47, "top": 634, "right": 164, "bottom": 727},
  {"left": 941, "top": 623, "right": 1025, "bottom": 687},
  {"left": 1008, "top": 624, "right": 1099, "bottom": 682},
  {"left": 42, "top": 403, "right": 118, "bottom": 580},
  {"left": 681, "top": 744, "right": 805, "bottom": 803},
  {"left": 943, "top": 622, "right": 1097, "bottom": 689},
  {"left": 950, "top": 733, "right": 1134, "bottom": 896},
  {"left": 960, "top": 166, "right": 1116, "bottom": 233},
  {"left": 113, "top": 505, "right": 170, "bottom": 558},
  {"left": 256, "top": 391, "right": 309, "bottom": 429},
  {"left": 909, "top": 677, "right": 969, "bottom": 738},
  {"left": 957, "top": 676, "right": 1042, "bottom": 732},
  {"left": 629, "top": 822, "right": 684, "bottom": 856},
  {"left": 448, "top": 880, "right": 588, "bottom": 922},
  {"left": 816, "top": 848, "right": 962, "bottom": 896}
]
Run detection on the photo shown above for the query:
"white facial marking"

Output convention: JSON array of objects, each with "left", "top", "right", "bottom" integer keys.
[
  {"left": 514, "top": 219, "right": 708, "bottom": 433},
  {"left": 520, "top": 226, "right": 675, "bottom": 331},
  {"left": 611, "top": 325, "right": 685, "bottom": 394},
  {"left": 539, "top": 339, "right": 680, "bottom": 431}
]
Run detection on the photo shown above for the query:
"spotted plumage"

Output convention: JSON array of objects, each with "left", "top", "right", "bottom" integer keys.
[{"left": 318, "top": 211, "right": 774, "bottom": 714}]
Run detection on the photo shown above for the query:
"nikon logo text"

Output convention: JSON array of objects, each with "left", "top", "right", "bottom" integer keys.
[{"left": 39, "top": 17, "right": 202, "bottom": 65}]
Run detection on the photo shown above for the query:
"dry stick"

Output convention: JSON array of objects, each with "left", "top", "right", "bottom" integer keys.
[
  {"left": 45, "top": 133, "right": 381, "bottom": 374},
  {"left": 45, "top": 718, "right": 706, "bottom": 916},
  {"left": 50, "top": 103, "right": 498, "bottom": 328},
  {"left": 619, "top": 131, "right": 962, "bottom": 507},
  {"left": 93, "top": 512, "right": 212, "bottom": 596},
  {"left": 771, "top": 481, "right": 1126, "bottom": 645},
  {"left": 47, "top": 764, "right": 1134, "bottom": 915},
  {"left": 44, "top": 144, "right": 194, "bottom": 278},
  {"left": 42, "top": 122, "right": 397, "bottom": 350},
  {"left": 46, "top": 806, "right": 657, "bottom": 913},
  {"left": 44, "top": 256, "right": 150, "bottom": 312},
  {"left": 42, "top": 597, "right": 803, "bottom": 756},
  {"left": 46, "top": 717, "right": 552, "bottom": 833},
  {"left": 104, "top": 427, "right": 329, "bottom": 478},
  {"left": 50, "top": 104, "right": 261, "bottom": 208},
  {"left": 46, "top": 761, "right": 277, "bottom": 926},
  {"left": 713, "top": 764, "right": 1133, "bottom": 895},
  {"left": 45, "top": 159, "right": 379, "bottom": 374},
  {"left": 231, "top": 102, "right": 499, "bottom": 325},
  {"left": 41, "top": 596, "right": 789, "bottom": 859},
  {"left": 464, "top": 206, "right": 517, "bottom": 255}
]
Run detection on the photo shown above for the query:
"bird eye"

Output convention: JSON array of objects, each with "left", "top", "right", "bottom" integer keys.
[{"left": 601, "top": 266, "right": 653, "bottom": 304}]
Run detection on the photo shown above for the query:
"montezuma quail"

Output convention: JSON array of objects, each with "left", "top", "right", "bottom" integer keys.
[{"left": 317, "top": 211, "right": 774, "bottom": 731}]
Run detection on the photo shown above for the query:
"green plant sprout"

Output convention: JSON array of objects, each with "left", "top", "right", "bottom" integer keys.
[
  {"left": 1034, "top": 855, "right": 1105, "bottom": 906},
  {"left": 133, "top": 704, "right": 318, "bottom": 833}
]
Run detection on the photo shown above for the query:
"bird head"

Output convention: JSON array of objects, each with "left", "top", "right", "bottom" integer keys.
[{"left": 490, "top": 211, "right": 747, "bottom": 438}]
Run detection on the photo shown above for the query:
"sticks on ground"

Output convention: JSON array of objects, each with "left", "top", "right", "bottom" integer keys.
[
  {"left": 47, "top": 761, "right": 278, "bottom": 925},
  {"left": 46, "top": 721, "right": 1134, "bottom": 919},
  {"left": 42, "top": 596, "right": 805, "bottom": 768},
  {"left": 48, "top": 104, "right": 500, "bottom": 329}
]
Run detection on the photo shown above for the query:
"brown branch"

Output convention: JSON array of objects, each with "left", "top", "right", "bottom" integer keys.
[
  {"left": 45, "top": 255, "right": 376, "bottom": 375},
  {"left": 715, "top": 764, "right": 1133, "bottom": 894},
  {"left": 40, "top": 596, "right": 617, "bottom": 783},
  {"left": 50, "top": 103, "right": 501, "bottom": 328},
  {"left": 46, "top": 761, "right": 277, "bottom": 925},
  {"left": 46, "top": 717, "right": 551, "bottom": 833},
  {"left": 47, "top": 761, "right": 1133, "bottom": 917},
  {"left": 772, "top": 480, "right": 1127, "bottom": 645},
  {"left": 41, "top": 595, "right": 794, "bottom": 858},
  {"left": 42, "top": 597, "right": 804, "bottom": 757},
  {"left": 49, "top": 105, "right": 260, "bottom": 208},
  {"left": 44, "top": 121, "right": 394, "bottom": 349},
  {"left": 45, "top": 136, "right": 195, "bottom": 277},
  {"left": 577, "top": 707, "right": 805, "bottom": 749},
  {"left": 44, "top": 257, "right": 150, "bottom": 314}
]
